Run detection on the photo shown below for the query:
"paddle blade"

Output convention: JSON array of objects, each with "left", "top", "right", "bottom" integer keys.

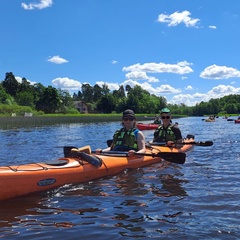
[
  {"left": 63, "top": 146, "right": 102, "bottom": 167},
  {"left": 196, "top": 141, "right": 213, "bottom": 146},
  {"left": 78, "top": 152, "right": 102, "bottom": 168},
  {"left": 64, "top": 146, "right": 77, "bottom": 157},
  {"left": 155, "top": 152, "right": 186, "bottom": 164},
  {"left": 150, "top": 141, "right": 213, "bottom": 147},
  {"left": 183, "top": 141, "right": 213, "bottom": 146}
]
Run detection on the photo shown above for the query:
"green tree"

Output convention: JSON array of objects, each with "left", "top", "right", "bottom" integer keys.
[
  {"left": 113, "top": 85, "right": 125, "bottom": 99},
  {"left": 36, "top": 86, "right": 60, "bottom": 113},
  {"left": 15, "top": 91, "right": 34, "bottom": 108},
  {"left": 73, "top": 91, "right": 83, "bottom": 100},
  {"left": 102, "top": 84, "right": 110, "bottom": 96},
  {"left": 97, "top": 94, "right": 116, "bottom": 113},
  {"left": 2, "top": 72, "right": 19, "bottom": 97},
  {"left": 19, "top": 77, "right": 32, "bottom": 92},
  {"left": 125, "top": 84, "right": 132, "bottom": 94},
  {"left": 82, "top": 84, "right": 93, "bottom": 103},
  {"left": 125, "top": 85, "right": 150, "bottom": 113},
  {"left": 57, "top": 89, "right": 75, "bottom": 113},
  {"left": 93, "top": 84, "right": 103, "bottom": 102},
  {"left": 0, "top": 84, "right": 13, "bottom": 104}
]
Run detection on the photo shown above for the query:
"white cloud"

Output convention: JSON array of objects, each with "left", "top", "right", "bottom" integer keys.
[
  {"left": 200, "top": 64, "right": 240, "bottom": 79},
  {"left": 47, "top": 55, "right": 68, "bottom": 64},
  {"left": 169, "top": 85, "right": 240, "bottom": 106},
  {"left": 52, "top": 77, "right": 82, "bottom": 91},
  {"left": 15, "top": 76, "right": 36, "bottom": 85},
  {"left": 185, "top": 85, "right": 193, "bottom": 90},
  {"left": 15, "top": 77, "right": 23, "bottom": 83},
  {"left": 111, "top": 60, "right": 118, "bottom": 64},
  {"left": 209, "top": 25, "right": 217, "bottom": 29},
  {"left": 125, "top": 71, "right": 159, "bottom": 83},
  {"left": 170, "top": 94, "right": 199, "bottom": 106},
  {"left": 121, "top": 80, "right": 181, "bottom": 95},
  {"left": 125, "top": 71, "right": 148, "bottom": 80},
  {"left": 117, "top": 81, "right": 240, "bottom": 106},
  {"left": 157, "top": 11, "right": 200, "bottom": 28},
  {"left": 155, "top": 84, "right": 182, "bottom": 94},
  {"left": 123, "top": 61, "right": 193, "bottom": 75},
  {"left": 208, "top": 84, "right": 240, "bottom": 96},
  {"left": 95, "top": 81, "right": 120, "bottom": 91},
  {"left": 147, "top": 76, "right": 159, "bottom": 83},
  {"left": 21, "top": 0, "right": 53, "bottom": 10}
]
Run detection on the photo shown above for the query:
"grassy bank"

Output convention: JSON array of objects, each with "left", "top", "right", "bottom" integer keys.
[{"left": 0, "top": 114, "right": 185, "bottom": 130}]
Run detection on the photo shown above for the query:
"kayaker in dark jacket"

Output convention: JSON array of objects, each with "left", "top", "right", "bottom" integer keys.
[
  {"left": 153, "top": 107, "right": 183, "bottom": 147},
  {"left": 95, "top": 109, "right": 146, "bottom": 156},
  {"left": 153, "top": 115, "right": 161, "bottom": 124}
]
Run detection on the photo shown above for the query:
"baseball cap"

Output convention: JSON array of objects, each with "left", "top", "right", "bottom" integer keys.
[
  {"left": 160, "top": 107, "right": 171, "bottom": 114},
  {"left": 122, "top": 109, "right": 135, "bottom": 118}
]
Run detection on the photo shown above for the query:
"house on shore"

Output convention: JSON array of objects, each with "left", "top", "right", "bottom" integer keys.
[{"left": 74, "top": 101, "right": 88, "bottom": 113}]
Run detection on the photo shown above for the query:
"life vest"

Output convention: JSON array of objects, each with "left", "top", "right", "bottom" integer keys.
[
  {"left": 154, "top": 124, "right": 176, "bottom": 142},
  {"left": 111, "top": 128, "right": 139, "bottom": 151}
]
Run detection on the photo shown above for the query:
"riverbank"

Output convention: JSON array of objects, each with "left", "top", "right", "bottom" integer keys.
[{"left": 0, "top": 114, "right": 185, "bottom": 129}]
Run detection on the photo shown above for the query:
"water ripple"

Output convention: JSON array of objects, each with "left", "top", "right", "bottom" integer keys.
[{"left": 0, "top": 117, "right": 240, "bottom": 239}]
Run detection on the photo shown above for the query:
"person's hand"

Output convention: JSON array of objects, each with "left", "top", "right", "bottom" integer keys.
[
  {"left": 166, "top": 141, "right": 175, "bottom": 147},
  {"left": 128, "top": 150, "right": 136, "bottom": 157},
  {"left": 95, "top": 148, "right": 102, "bottom": 154}
]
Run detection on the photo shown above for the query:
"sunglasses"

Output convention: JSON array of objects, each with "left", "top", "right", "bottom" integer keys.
[
  {"left": 123, "top": 117, "right": 134, "bottom": 121},
  {"left": 161, "top": 116, "right": 170, "bottom": 119}
]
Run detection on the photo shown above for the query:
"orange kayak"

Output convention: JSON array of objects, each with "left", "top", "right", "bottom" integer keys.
[{"left": 0, "top": 143, "right": 193, "bottom": 201}]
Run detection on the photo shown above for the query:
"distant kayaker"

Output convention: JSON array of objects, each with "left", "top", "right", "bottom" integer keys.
[
  {"left": 152, "top": 107, "right": 183, "bottom": 147},
  {"left": 153, "top": 115, "right": 161, "bottom": 124},
  {"left": 95, "top": 109, "right": 146, "bottom": 156}
]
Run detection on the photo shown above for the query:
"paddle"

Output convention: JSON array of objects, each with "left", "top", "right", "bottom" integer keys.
[
  {"left": 92, "top": 150, "right": 186, "bottom": 164},
  {"left": 107, "top": 139, "right": 213, "bottom": 147},
  {"left": 149, "top": 141, "right": 213, "bottom": 147},
  {"left": 63, "top": 146, "right": 102, "bottom": 168}
]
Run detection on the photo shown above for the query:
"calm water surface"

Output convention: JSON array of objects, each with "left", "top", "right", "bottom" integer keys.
[{"left": 0, "top": 117, "right": 240, "bottom": 239}]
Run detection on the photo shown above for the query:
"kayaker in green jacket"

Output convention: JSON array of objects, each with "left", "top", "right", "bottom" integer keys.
[
  {"left": 153, "top": 107, "right": 183, "bottom": 147},
  {"left": 96, "top": 109, "right": 146, "bottom": 156}
]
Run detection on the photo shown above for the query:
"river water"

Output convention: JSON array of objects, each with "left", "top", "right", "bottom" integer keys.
[{"left": 0, "top": 117, "right": 239, "bottom": 239}]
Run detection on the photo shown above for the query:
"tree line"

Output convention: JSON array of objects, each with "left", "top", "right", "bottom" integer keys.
[{"left": 0, "top": 72, "right": 240, "bottom": 116}]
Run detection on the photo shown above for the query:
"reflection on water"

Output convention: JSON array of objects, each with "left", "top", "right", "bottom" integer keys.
[
  {"left": 0, "top": 117, "right": 240, "bottom": 239},
  {"left": 0, "top": 162, "right": 189, "bottom": 238}
]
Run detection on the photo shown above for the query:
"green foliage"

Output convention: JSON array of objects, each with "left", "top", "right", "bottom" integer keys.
[
  {"left": 15, "top": 91, "right": 35, "bottom": 108},
  {"left": 2, "top": 72, "right": 19, "bottom": 97},
  {"left": 1, "top": 72, "right": 240, "bottom": 116},
  {"left": 190, "top": 94, "right": 240, "bottom": 116},
  {"left": 0, "top": 104, "right": 35, "bottom": 116},
  {"left": 0, "top": 84, "right": 14, "bottom": 104},
  {"left": 62, "top": 107, "right": 80, "bottom": 114}
]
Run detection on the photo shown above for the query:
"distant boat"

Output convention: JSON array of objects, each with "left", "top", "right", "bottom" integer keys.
[{"left": 136, "top": 123, "right": 159, "bottom": 130}]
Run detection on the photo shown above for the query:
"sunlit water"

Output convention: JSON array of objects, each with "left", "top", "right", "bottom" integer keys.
[{"left": 0, "top": 117, "right": 240, "bottom": 239}]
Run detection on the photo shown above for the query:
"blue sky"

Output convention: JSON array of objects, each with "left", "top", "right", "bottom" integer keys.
[{"left": 1, "top": 0, "right": 240, "bottom": 106}]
